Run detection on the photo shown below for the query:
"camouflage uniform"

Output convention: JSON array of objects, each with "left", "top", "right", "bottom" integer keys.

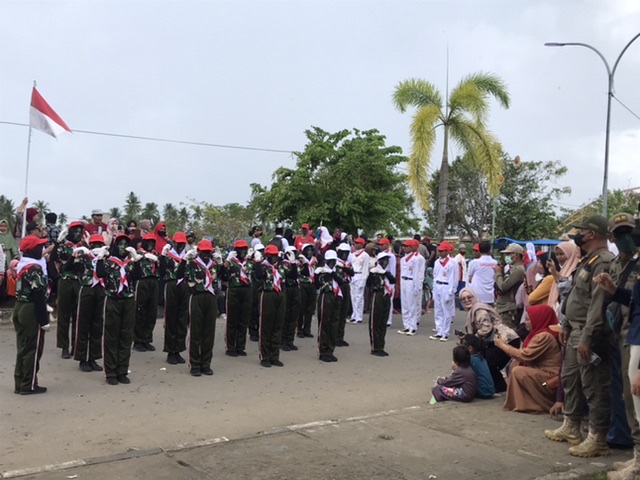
[
  {"left": 133, "top": 255, "right": 159, "bottom": 345},
  {"left": 316, "top": 269, "right": 343, "bottom": 357},
  {"left": 74, "top": 252, "right": 105, "bottom": 363},
  {"left": 160, "top": 252, "right": 189, "bottom": 355},
  {"left": 281, "top": 259, "right": 300, "bottom": 348},
  {"left": 255, "top": 260, "right": 289, "bottom": 363},
  {"left": 223, "top": 258, "right": 254, "bottom": 355},
  {"left": 335, "top": 261, "right": 354, "bottom": 344},
  {"left": 367, "top": 270, "right": 394, "bottom": 353},
  {"left": 297, "top": 258, "right": 317, "bottom": 337},
  {"left": 54, "top": 241, "right": 83, "bottom": 353}
]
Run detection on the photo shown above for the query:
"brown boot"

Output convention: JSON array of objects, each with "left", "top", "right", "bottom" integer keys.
[
  {"left": 569, "top": 429, "right": 611, "bottom": 458},
  {"left": 544, "top": 417, "right": 582, "bottom": 445},
  {"left": 609, "top": 451, "right": 640, "bottom": 479}
]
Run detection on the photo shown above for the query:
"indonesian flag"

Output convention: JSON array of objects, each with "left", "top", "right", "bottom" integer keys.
[{"left": 29, "top": 87, "right": 72, "bottom": 138}]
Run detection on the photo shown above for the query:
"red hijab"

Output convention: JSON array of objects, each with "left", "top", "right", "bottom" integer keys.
[{"left": 523, "top": 304, "right": 559, "bottom": 348}]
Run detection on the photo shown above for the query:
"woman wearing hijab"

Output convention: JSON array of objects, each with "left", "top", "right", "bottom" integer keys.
[
  {"left": 0, "top": 219, "right": 19, "bottom": 270},
  {"left": 494, "top": 304, "right": 562, "bottom": 414},
  {"left": 316, "top": 226, "right": 333, "bottom": 258},
  {"left": 547, "top": 242, "right": 581, "bottom": 315},
  {"left": 527, "top": 252, "right": 561, "bottom": 306},
  {"left": 460, "top": 287, "right": 519, "bottom": 393}
]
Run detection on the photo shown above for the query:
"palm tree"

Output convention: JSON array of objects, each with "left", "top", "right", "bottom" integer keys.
[
  {"left": 178, "top": 207, "right": 190, "bottom": 230},
  {"left": 393, "top": 72, "right": 510, "bottom": 239},
  {"left": 124, "top": 192, "right": 141, "bottom": 222},
  {"left": 141, "top": 202, "right": 160, "bottom": 224},
  {"left": 109, "top": 207, "right": 122, "bottom": 220},
  {"left": 33, "top": 200, "right": 50, "bottom": 219},
  {"left": 0, "top": 195, "right": 15, "bottom": 228},
  {"left": 58, "top": 212, "right": 68, "bottom": 227}
]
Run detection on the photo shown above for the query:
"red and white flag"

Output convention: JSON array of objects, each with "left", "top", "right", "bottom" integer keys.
[{"left": 29, "top": 87, "right": 72, "bottom": 138}]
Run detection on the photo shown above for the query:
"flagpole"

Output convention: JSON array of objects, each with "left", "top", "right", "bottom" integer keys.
[{"left": 21, "top": 80, "right": 35, "bottom": 239}]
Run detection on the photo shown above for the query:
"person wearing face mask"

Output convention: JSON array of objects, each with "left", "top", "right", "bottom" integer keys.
[
  {"left": 13, "top": 235, "right": 51, "bottom": 394},
  {"left": 160, "top": 232, "right": 190, "bottom": 365},
  {"left": 315, "top": 249, "right": 343, "bottom": 362},
  {"left": 153, "top": 222, "right": 169, "bottom": 252},
  {"left": 527, "top": 252, "right": 560, "bottom": 307},
  {"left": 281, "top": 246, "right": 301, "bottom": 352},
  {"left": 545, "top": 215, "right": 614, "bottom": 458},
  {"left": 335, "top": 243, "right": 354, "bottom": 347},
  {"left": 222, "top": 239, "right": 254, "bottom": 357},
  {"left": 294, "top": 223, "right": 315, "bottom": 251},
  {"left": 296, "top": 243, "right": 317, "bottom": 339},
  {"left": 367, "top": 252, "right": 396, "bottom": 356},
  {"left": 181, "top": 240, "right": 222, "bottom": 376},
  {"left": 52, "top": 221, "right": 86, "bottom": 359},
  {"left": 132, "top": 234, "right": 160, "bottom": 352},
  {"left": 494, "top": 243, "right": 526, "bottom": 330},
  {"left": 96, "top": 234, "right": 142, "bottom": 385}
]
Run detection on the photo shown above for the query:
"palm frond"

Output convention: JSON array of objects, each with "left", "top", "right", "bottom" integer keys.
[
  {"left": 455, "top": 72, "right": 511, "bottom": 110},
  {"left": 448, "top": 81, "right": 489, "bottom": 127},
  {"left": 450, "top": 118, "right": 503, "bottom": 197},
  {"left": 408, "top": 104, "right": 440, "bottom": 210},
  {"left": 392, "top": 79, "right": 443, "bottom": 113}
]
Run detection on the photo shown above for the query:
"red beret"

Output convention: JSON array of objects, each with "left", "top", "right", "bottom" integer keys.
[
  {"left": 354, "top": 237, "right": 366, "bottom": 245},
  {"left": 264, "top": 244, "right": 279, "bottom": 255},
  {"left": 173, "top": 232, "right": 187, "bottom": 243},
  {"left": 234, "top": 239, "right": 249, "bottom": 249},
  {"left": 88, "top": 234, "right": 105, "bottom": 244},
  {"left": 197, "top": 240, "right": 214, "bottom": 251},
  {"left": 19, "top": 236, "right": 47, "bottom": 252},
  {"left": 377, "top": 238, "right": 390, "bottom": 246}
]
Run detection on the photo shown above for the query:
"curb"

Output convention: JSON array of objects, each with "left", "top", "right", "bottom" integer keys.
[{"left": 0, "top": 405, "right": 423, "bottom": 479}]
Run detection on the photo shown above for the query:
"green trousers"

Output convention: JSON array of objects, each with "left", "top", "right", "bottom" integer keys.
[
  {"left": 336, "top": 283, "right": 350, "bottom": 342},
  {"left": 298, "top": 282, "right": 316, "bottom": 335},
  {"left": 317, "top": 291, "right": 338, "bottom": 356},
  {"left": 13, "top": 302, "right": 46, "bottom": 392},
  {"left": 74, "top": 286, "right": 105, "bottom": 362},
  {"left": 188, "top": 293, "right": 217, "bottom": 369},
  {"left": 282, "top": 285, "right": 301, "bottom": 345},
  {"left": 369, "top": 291, "right": 390, "bottom": 352},
  {"left": 103, "top": 297, "right": 136, "bottom": 378},
  {"left": 259, "top": 290, "right": 285, "bottom": 362},
  {"left": 57, "top": 277, "right": 80, "bottom": 351},
  {"left": 225, "top": 286, "right": 253, "bottom": 353},
  {"left": 163, "top": 280, "right": 189, "bottom": 353},
  {"left": 134, "top": 277, "right": 159, "bottom": 344}
]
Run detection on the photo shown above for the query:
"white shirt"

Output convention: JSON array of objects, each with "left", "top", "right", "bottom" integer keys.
[
  {"left": 467, "top": 255, "right": 498, "bottom": 304},
  {"left": 400, "top": 252, "right": 426, "bottom": 292},
  {"left": 454, "top": 253, "right": 468, "bottom": 283},
  {"left": 433, "top": 255, "right": 458, "bottom": 296},
  {"left": 385, "top": 252, "right": 396, "bottom": 291},
  {"left": 351, "top": 249, "right": 370, "bottom": 280}
]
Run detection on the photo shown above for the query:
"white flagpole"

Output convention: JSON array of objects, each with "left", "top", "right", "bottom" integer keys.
[{"left": 21, "top": 80, "right": 35, "bottom": 239}]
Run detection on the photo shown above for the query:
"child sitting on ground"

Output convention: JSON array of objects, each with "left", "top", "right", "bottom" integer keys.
[
  {"left": 430, "top": 346, "right": 477, "bottom": 403},
  {"left": 462, "top": 335, "right": 495, "bottom": 399}
]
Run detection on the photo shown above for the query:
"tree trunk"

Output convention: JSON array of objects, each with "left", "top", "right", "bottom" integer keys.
[{"left": 436, "top": 124, "right": 449, "bottom": 241}]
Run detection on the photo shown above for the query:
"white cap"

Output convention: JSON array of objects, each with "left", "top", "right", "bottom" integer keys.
[
  {"left": 324, "top": 250, "right": 338, "bottom": 261},
  {"left": 376, "top": 252, "right": 391, "bottom": 261},
  {"left": 255, "top": 243, "right": 265, "bottom": 251},
  {"left": 300, "top": 243, "right": 314, "bottom": 251},
  {"left": 337, "top": 243, "right": 351, "bottom": 252},
  {"left": 285, "top": 245, "right": 297, "bottom": 253}
]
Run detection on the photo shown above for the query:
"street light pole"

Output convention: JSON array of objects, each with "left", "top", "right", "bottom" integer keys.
[{"left": 545, "top": 33, "right": 640, "bottom": 217}]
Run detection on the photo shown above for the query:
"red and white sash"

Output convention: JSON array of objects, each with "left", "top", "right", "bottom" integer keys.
[
  {"left": 196, "top": 257, "right": 215, "bottom": 294},
  {"left": 232, "top": 257, "right": 250, "bottom": 285},
  {"left": 108, "top": 257, "right": 131, "bottom": 293}
]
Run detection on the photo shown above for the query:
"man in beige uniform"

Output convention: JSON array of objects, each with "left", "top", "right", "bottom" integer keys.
[
  {"left": 494, "top": 243, "right": 525, "bottom": 329},
  {"left": 545, "top": 215, "right": 614, "bottom": 457}
]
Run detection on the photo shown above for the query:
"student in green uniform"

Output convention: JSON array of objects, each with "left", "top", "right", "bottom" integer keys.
[
  {"left": 281, "top": 246, "right": 301, "bottom": 351},
  {"left": 133, "top": 233, "right": 159, "bottom": 352},
  {"left": 297, "top": 243, "right": 317, "bottom": 339},
  {"left": 335, "top": 243, "right": 354, "bottom": 347},
  {"left": 160, "top": 232, "right": 189, "bottom": 365},
  {"left": 248, "top": 243, "right": 265, "bottom": 342},
  {"left": 315, "top": 249, "right": 343, "bottom": 362},
  {"left": 367, "top": 252, "right": 395, "bottom": 356},
  {"left": 13, "top": 235, "right": 50, "bottom": 395}
]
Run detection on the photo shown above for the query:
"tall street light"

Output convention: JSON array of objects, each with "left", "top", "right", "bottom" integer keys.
[{"left": 545, "top": 33, "right": 640, "bottom": 216}]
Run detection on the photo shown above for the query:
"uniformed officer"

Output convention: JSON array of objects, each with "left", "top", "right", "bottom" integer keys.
[
  {"left": 494, "top": 243, "right": 526, "bottom": 329},
  {"left": 367, "top": 252, "right": 395, "bottom": 356},
  {"left": 335, "top": 243, "right": 354, "bottom": 347},
  {"left": 222, "top": 239, "right": 254, "bottom": 357},
  {"left": 133, "top": 233, "right": 159, "bottom": 352},
  {"left": 160, "top": 232, "right": 189, "bottom": 365},
  {"left": 13, "top": 235, "right": 50, "bottom": 395},
  {"left": 377, "top": 238, "right": 396, "bottom": 327},
  {"left": 181, "top": 240, "right": 221, "bottom": 377},
  {"left": 399, "top": 239, "right": 426, "bottom": 336},
  {"left": 315, "top": 249, "right": 343, "bottom": 362},
  {"left": 545, "top": 215, "right": 614, "bottom": 457},
  {"left": 74, "top": 234, "right": 109, "bottom": 373},
  {"left": 429, "top": 241, "right": 457, "bottom": 341},
  {"left": 281, "top": 246, "right": 301, "bottom": 351},
  {"left": 248, "top": 243, "right": 265, "bottom": 342},
  {"left": 297, "top": 243, "right": 317, "bottom": 339},
  {"left": 349, "top": 237, "right": 370, "bottom": 324}
]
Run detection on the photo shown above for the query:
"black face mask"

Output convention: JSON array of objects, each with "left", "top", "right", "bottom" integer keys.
[
  {"left": 337, "top": 251, "right": 349, "bottom": 261},
  {"left": 24, "top": 245, "right": 44, "bottom": 260},
  {"left": 378, "top": 259, "right": 389, "bottom": 270},
  {"left": 115, "top": 239, "right": 129, "bottom": 258},
  {"left": 303, "top": 248, "right": 314, "bottom": 259},
  {"left": 266, "top": 255, "right": 279, "bottom": 265},
  {"left": 326, "top": 260, "right": 336, "bottom": 269},
  {"left": 236, "top": 248, "right": 248, "bottom": 260},
  {"left": 158, "top": 230, "right": 167, "bottom": 237},
  {"left": 142, "top": 240, "right": 155, "bottom": 252},
  {"left": 68, "top": 227, "right": 83, "bottom": 244},
  {"left": 199, "top": 252, "right": 212, "bottom": 263},
  {"left": 175, "top": 243, "right": 185, "bottom": 253},
  {"left": 573, "top": 233, "right": 587, "bottom": 248}
]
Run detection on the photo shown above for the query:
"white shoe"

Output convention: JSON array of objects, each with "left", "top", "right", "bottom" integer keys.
[
  {"left": 439, "top": 336, "right": 449, "bottom": 342},
  {"left": 406, "top": 330, "right": 417, "bottom": 336},
  {"left": 355, "top": 320, "right": 362, "bottom": 324},
  {"left": 431, "top": 328, "right": 437, "bottom": 333},
  {"left": 429, "top": 335, "right": 442, "bottom": 340},
  {"left": 397, "top": 329, "right": 409, "bottom": 335}
]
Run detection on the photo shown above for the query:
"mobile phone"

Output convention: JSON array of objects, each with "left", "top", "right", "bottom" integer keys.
[
  {"left": 454, "top": 329, "right": 465, "bottom": 337},
  {"left": 590, "top": 352, "right": 601, "bottom": 366}
]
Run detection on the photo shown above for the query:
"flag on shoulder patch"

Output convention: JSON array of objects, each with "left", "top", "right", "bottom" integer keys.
[{"left": 29, "top": 87, "right": 72, "bottom": 138}]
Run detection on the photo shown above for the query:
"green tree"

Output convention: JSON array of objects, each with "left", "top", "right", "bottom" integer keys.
[
  {"left": 109, "top": 207, "right": 122, "bottom": 220},
  {"left": 392, "top": 73, "right": 510, "bottom": 239},
  {"left": 0, "top": 195, "right": 15, "bottom": 229},
  {"left": 33, "top": 200, "right": 50, "bottom": 218},
  {"left": 124, "top": 192, "right": 141, "bottom": 222},
  {"left": 178, "top": 207, "right": 190, "bottom": 231},
  {"left": 58, "top": 212, "right": 68, "bottom": 227},
  {"left": 163, "top": 203, "right": 179, "bottom": 233},
  {"left": 250, "top": 127, "right": 418, "bottom": 235},
  {"left": 560, "top": 189, "right": 640, "bottom": 233},
  {"left": 141, "top": 202, "right": 160, "bottom": 224}
]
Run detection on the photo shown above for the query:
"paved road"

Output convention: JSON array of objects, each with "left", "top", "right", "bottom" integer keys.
[{"left": 0, "top": 310, "right": 627, "bottom": 479}]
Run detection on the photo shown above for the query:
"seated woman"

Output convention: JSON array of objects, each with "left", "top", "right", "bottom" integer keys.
[
  {"left": 460, "top": 287, "right": 520, "bottom": 393},
  {"left": 431, "top": 346, "right": 477, "bottom": 403},
  {"left": 494, "top": 304, "right": 561, "bottom": 414}
]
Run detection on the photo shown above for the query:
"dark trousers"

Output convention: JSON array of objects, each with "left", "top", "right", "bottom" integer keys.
[
  {"left": 103, "top": 297, "right": 135, "bottom": 378},
  {"left": 484, "top": 340, "right": 520, "bottom": 393},
  {"left": 13, "top": 302, "right": 46, "bottom": 392},
  {"left": 317, "top": 291, "right": 338, "bottom": 356},
  {"left": 282, "top": 286, "right": 301, "bottom": 346},
  {"left": 57, "top": 277, "right": 80, "bottom": 351},
  {"left": 259, "top": 290, "right": 286, "bottom": 361},
  {"left": 188, "top": 293, "right": 217, "bottom": 369},
  {"left": 134, "top": 277, "right": 159, "bottom": 344},
  {"left": 298, "top": 282, "right": 316, "bottom": 335},
  {"left": 249, "top": 285, "right": 260, "bottom": 338},
  {"left": 607, "top": 339, "right": 633, "bottom": 446},
  {"left": 369, "top": 291, "right": 390, "bottom": 352},
  {"left": 226, "top": 286, "right": 253, "bottom": 353},
  {"left": 337, "top": 283, "right": 350, "bottom": 342},
  {"left": 163, "top": 280, "right": 189, "bottom": 353},
  {"left": 74, "top": 286, "right": 105, "bottom": 362}
]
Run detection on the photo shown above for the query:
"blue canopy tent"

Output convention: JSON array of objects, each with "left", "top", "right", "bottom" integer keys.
[{"left": 493, "top": 237, "right": 562, "bottom": 251}]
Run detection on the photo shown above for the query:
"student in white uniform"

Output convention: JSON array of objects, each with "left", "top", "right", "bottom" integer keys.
[
  {"left": 398, "top": 239, "right": 426, "bottom": 335},
  {"left": 349, "top": 237, "right": 370, "bottom": 324},
  {"left": 429, "top": 241, "right": 458, "bottom": 341},
  {"left": 454, "top": 244, "right": 468, "bottom": 311},
  {"left": 467, "top": 240, "right": 498, "bottom": 305}
]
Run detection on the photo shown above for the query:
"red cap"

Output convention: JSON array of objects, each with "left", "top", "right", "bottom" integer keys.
[
  {"left": 402, "top": 239, "right": 413, "bottom": 246},
  {"left": 143, "top": 233, "right": 156, "bottom": 241},
  {"left": 173, "top": 232, "right": 187, "bottom": 243},
  {"left": 89, "top": 234, "right": 105, "bottom": 244},
  {"left": 473, "top": 243, "right": 480, "bottom": 252},
  {"left": 377, "top": 238, "right": 390, "bottom": 246},
  {"left": 437, "top": 241, "right": 454, "bottom": 251},
  {"left": 19, "top": 236, "right": 47, "bottom": 252},
  {"left": 301, "top": 223, "right": 310, "bottom": 229},
  {"left": 422, "top": 236, "right": 431, "bottom": 243},
  {"left": 234, "top": 239, "right": 249, "bottom": 249},
  {"left": 114, "top": 234, "right": 130, "bottom": 244},
  {"left": 26, "top": 208, "right": 39, "bottom": 222},
  {"left": 69, "top": 221, "right": 84, "bottom": 230},
  {"left": 536, "top": 250, "right": 545, "bottom": 258},
  {"left": 197, "top": 240, "right": 214, "bottom": 251},
  {"left": 264, "top": 244, "right": 279, "bottom": 255},
  {"left": 354, "top": 237, "right": 366, "bottom": 245}
]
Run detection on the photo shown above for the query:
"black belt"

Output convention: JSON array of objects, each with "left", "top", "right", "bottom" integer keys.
[
  {"left": 402, "top": 276, "right": 413, "bottom": 280},
  {"left": 436, "top": 280, "right": 449, "bottom": 285},
  {"left": 354, "top": 272, "right": 362, "bottom": 274}
]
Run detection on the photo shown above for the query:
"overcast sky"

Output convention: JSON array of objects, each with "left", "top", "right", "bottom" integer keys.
[{"left": 0, "top": 0, "right": 638, "bottom": 223}]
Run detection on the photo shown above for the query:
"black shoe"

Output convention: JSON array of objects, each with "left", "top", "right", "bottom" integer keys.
[
  {"left": 167, "top": 353, "right": 178, "bottom": 365},
  {"left": 329, "top": 355, "right": 338, "bottom": 362},
  {"left": 133, "top": 342, "right": 146, "bottom": 352},
  {"left": 319, "top": 355, "right": 332, "bottom": 363},
  {"left": 271, "top": 359, "right": 284, "bottom": 367},
  {"left": 304, "top": 332, "right": 314, "bottom": 338},
  {"left": 61, "top": 348, "right": 71, "bottom": 359},
  {"left": 225, "top": 350, "right": 238, "bottom": 357},
  {"left": 288, "top": 344, "right": 299, "bottom": 351},
  {"left": 106, "top": 377, "right": 118, "bottom": 385},
  {"left": 89, "top": 361, "right": 103, "bottom": 371},
  {"left": 280, "top": 344, "right": 291, "bottom": 351},
  {"left": 117, "top": 374, "right": 131, "bottom": 384},
  {"left": 175, "top": 352, "right": 186, "bottom": 364},
  {"left": 336, "top": 340, "right": 349, "bottom": 347},
  {"left": 79, "top": 361, "right": 93, "bottom": 372},
  {"left": 296, "top": 332, "right": 305, "bottom": 339},
  {"left": 371, "top": 350, "right": 385, "bottom": 357},
  {"left": 250, "top": 334, "right": 259, "bottom": 342},
  {"left": 260, "top": 359, "right": 272, "bottom": 368},
  {"left": 190, "top": 367, "right": 201, "bottom": 377},
  {"left": 236, "top": 350, "right": 247, "bottom": 356},
  {"left": 20, "top": 386, "right": 47, "bottom": 395},
  {"left": 381, "top": 350, "right": 389, "bottom": 356},
  {"left": 201, "top": 367, "right": 214, "bottom": 376},
  {"left": 143, "top": 342, "right": 156, "bottom": 351}
]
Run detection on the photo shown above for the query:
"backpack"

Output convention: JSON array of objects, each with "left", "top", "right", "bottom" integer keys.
[{"left": 268, "top": 236, "right": 283, "bottom": 252}]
